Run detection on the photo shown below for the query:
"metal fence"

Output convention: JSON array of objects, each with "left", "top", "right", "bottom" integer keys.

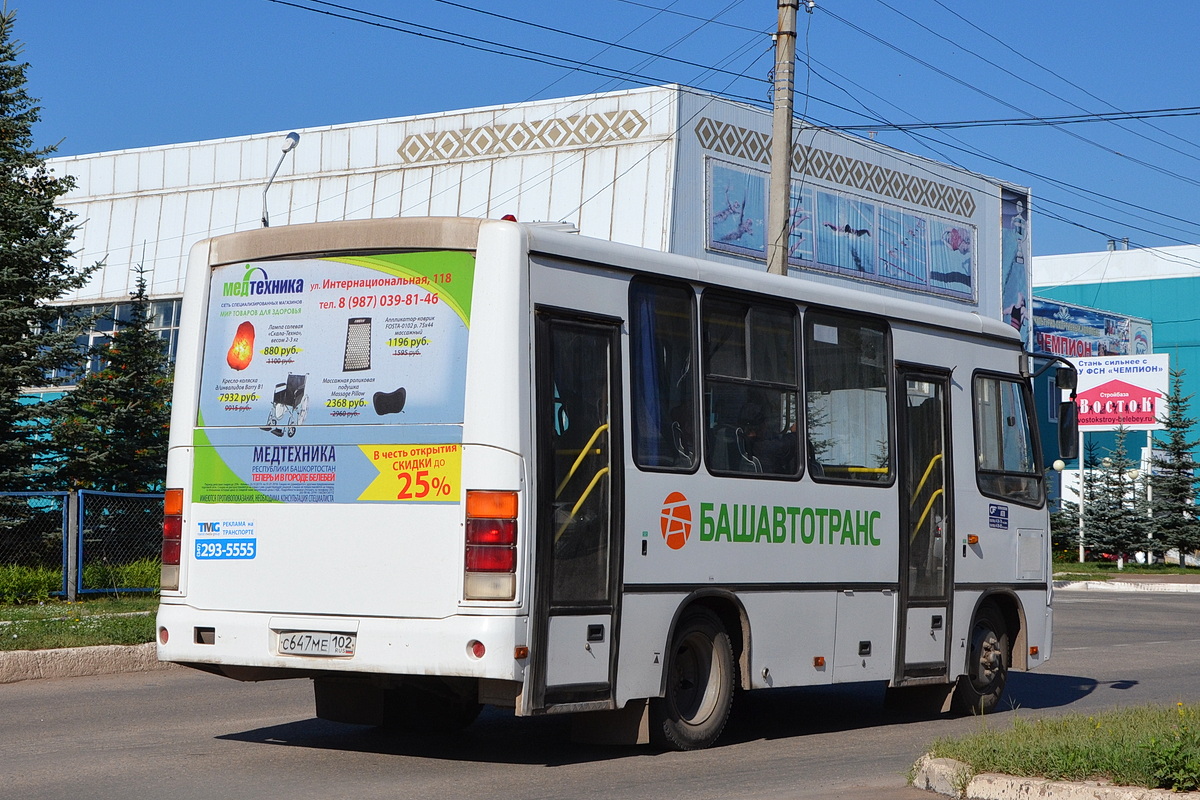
[{"left": 0, "top": 490, "right": 162, "bottom": 599}]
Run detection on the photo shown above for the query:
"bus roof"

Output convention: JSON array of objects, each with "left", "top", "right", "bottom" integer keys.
[{"left": 198, "top": 216, "right": 1021, "bottom": 348}]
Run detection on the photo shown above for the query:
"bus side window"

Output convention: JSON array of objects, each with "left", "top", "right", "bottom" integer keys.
[
  {"left": 973, "top": 374, "right": 1043, "bottom": 507},
  {"left": 630, "top": 280, "right": 698, "bottom": 471},
  {"left": 701, "top": 294, "right": 800, "bottom": 479},
  {"left": 804, "top": 311, "right": 891, "bottom": 484}
]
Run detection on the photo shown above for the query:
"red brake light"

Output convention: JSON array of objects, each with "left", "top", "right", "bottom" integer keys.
[
  {"left": 464, "top": 490, "right": 519, "bottom": 600},
  {"left": 466, "top": 519, "right": 516, "bottom": 545},
  {"left": 162, "top": 488, "right": 184, "bottom": 589},
  {"left": 162, "top": 538, "right": 182, "bottom": 566},
  {"left": 465, "top": 545, "right": 516, "bottom": 572}
]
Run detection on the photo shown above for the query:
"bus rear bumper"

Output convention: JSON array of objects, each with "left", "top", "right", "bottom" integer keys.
[{"left": 155, "top": 603, "right": 529, "bottom": 683}]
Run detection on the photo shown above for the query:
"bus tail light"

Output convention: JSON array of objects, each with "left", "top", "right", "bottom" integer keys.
[
  {"left": 161, "top": 488, "right": 183, "bottom": 591},
  {"left": 464, "top": 490, "right": 518, "bottom": 600}
]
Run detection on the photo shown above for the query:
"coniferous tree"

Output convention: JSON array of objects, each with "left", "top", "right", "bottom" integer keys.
[
  {"left": 1147, "top": 368, "right": 1200, "bottom": 565},
  {"left": 1082, "top": 435, "right": 1131, "bottom": 559},
  {"left": 1050, "top": 493, "right": 1079, "bottom": 561},
  {"left": 53, "top": 266, "right": 172, "bottom": 492},
  {"left": 1089, "top": 427, "right": 1141, "bottom": 563},
  {"left": 0, "top": 10, "right": 98, "bottom": 491}
]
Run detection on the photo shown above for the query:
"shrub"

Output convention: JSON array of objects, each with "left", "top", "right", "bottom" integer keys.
[
  {"left": 82, "top": 557, "right": 160, "bottom": 592},
  {"left": 0, "top": 564, "right": 62, "bottom": 604},
  {"left": 1147, "top": 704, "right": 1200, "bottom": 792}
]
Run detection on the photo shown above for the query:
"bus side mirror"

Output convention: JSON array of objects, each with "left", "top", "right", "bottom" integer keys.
[
  {"left": 1055, "top": 365, "right": 1077, "bottom": 392},
  {"left": 1058, "top": 400, "right": 1079, "bottom": 460}
]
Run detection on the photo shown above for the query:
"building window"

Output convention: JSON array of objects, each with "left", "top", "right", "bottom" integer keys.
[{"left": 50, "top": 298, "right": 182, "bottom": 383}]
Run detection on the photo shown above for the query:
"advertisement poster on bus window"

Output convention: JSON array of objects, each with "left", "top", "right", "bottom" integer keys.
[
  {"left": 193, "top": 251, "right": 474, "bottom": 504},
  {"left": 1071, "top": 353, "right": 1168, "bottom": 430}
]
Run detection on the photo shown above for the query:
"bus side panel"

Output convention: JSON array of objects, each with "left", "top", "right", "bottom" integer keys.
[
  {"left": 613, "top": 593, "right": 685, "bottom": 705},
  {"left": 832, "top": 590, "right": 897, "bottom": 683},
  {"left": 626, "top": 475, "right": 898, "bottom": 587},
  {"left": 739, "top": 592, "right": 837, "bottom": 689}
]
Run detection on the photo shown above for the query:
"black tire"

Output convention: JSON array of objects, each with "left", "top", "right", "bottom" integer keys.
[
  {"left": 952, "top": 605, "right": 1009, "bottom": 715},
  {"left": 649, "top": 607, "right": 734, "bottom": 750}
]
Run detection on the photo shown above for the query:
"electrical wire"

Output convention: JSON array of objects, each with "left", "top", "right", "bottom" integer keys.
[
  {"left": 815, "top": 6, "right": 1200, "bottom": 192},
  {"left": 266, "top": 0, "right": 770, "bottom": 107},
  {"left": 925, "top": 0, "right": 1200, "bottom": 161},
  {"left": 867, "top": 0, "right": 1200, "bottom": 167}
]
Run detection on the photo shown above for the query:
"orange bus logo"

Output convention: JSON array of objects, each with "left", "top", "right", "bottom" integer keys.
[{"left": 660, "top": 492, "right": 692, "bottom": 550}]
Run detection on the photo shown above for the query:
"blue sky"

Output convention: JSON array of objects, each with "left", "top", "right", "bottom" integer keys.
[{"left": 13, "top": 0, "right": 1200, "bottom": 256}]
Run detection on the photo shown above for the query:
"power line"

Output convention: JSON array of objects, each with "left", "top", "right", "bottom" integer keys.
[
  {"left": 419, "top": 0, "right": 766, "bottom": 88},
  {"left": 867, "top": 0, "right": 1200, "bottom": 166},
  {"left": 836, "top": 106, "right": 1200, "bottom": 132},
  {"left": 816, "top": 6, "right": 1200, "bottom": 192},
  {"left": 267, "top": 0, "right": 769, "bottom": 107},
  {"left": 924, "top": 0, "right": 1200, "bottom": 162}
]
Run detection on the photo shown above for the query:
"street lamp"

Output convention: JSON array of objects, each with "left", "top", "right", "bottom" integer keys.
[{"left": 261, "top": 132, "right": 300, "bottom": 228}]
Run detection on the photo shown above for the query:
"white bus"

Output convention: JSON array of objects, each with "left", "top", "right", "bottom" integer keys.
[{"left": 157, "top": 216, "right": 1075, "bottom": 750}]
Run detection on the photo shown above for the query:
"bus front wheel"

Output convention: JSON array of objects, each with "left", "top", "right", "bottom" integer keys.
[
  {"left": 649, "top": 607, "right": 734, "bottom": 750},
  {"left": 952, "top": 605, "right": 1009, "bottom": 715}
]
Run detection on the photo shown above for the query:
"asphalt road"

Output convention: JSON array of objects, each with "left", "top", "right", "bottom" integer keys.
[{"left": 4, "top": 592, "right": 1199, "bottom": 800}]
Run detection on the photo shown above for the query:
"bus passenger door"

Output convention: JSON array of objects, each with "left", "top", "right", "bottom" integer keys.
[
  {"left": 896, "top": 369, "right": 953, "bottom": 683},
  {"left": 531, "top": 312, "right": 623, "bottom": 710}
]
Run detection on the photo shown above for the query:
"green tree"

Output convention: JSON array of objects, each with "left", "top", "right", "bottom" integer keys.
[
  {"left": 0, "top": 9, "right": 98, "bottom": 491},
  {"left": 1086, "top": 427, "right": 1142, "bottom": 562},
  {"left": 1084, "top": 434, "right": 1137, "bottom": 561},
  {"left": 1147, "top": 368, "right": 1200, "bottom": 565},
  {"left": 1050, "top": 493, "right": 1079, "bottom": 561},
  {"left": 53, "top": 266, "right": 172, "bottom": 492}
]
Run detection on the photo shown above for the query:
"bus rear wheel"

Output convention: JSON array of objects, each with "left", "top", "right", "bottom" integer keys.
[
  {"left": 649, "top": 607, "right": 734, "bottom": 750},
  {"left": 952, "top": 605, "right": 1009, "bottom": 715}
]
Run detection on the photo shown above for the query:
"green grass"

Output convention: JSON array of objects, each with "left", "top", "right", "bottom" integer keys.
[
  {"left": 1053, "top": 562, "right": 1200, "bottom": 581},
  {"left": 0, "top": 595, "right": 158, "bottom": 651},
  {"left": 927, "top": 705, "right": 1200, "bottom": 792},
  {"left": 0, "top": 558, "right": 160, "bottom": 604}
]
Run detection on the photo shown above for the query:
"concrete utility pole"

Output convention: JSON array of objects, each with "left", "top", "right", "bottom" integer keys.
[{"left": 766, "top": 0, "right": 800, "bottom": 276}]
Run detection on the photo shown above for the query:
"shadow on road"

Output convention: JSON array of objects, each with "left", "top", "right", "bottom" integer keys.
[
  {"left": 1005, "top": 670, "right": 1116, "bottom": 710},
  {"left": 217, "top": 671, "right": 1110, "bottom": 761},
  {"left": 218, "top": 707, "right": 642, "bottom": 766}
]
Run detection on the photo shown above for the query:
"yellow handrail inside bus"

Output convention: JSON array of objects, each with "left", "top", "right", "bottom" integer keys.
[
  {"left": 911, "top": 488, "right": 945, "bottom": 543},
  {"left": 821, "top": 465, "right": 890, "bottom": 474},
  {"left": 555, "top": 423, "right": 609, "bottom": 498},
  {"left": 555, "top": 467, "right": 610, "bottom": 542},
  {"left": 910, "top": 453, "right": 943, "bottom": 507}
]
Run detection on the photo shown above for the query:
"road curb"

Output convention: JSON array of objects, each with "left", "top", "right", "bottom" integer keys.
[
  {"left": 0, "top": 642, "right": 177, "bottom": 685},
  {"left": 912, "top": 755, "right": 1178, "bottom": 800},
  {"left": 1054, "top": 580, "right": 1200, "bottom": 593}
]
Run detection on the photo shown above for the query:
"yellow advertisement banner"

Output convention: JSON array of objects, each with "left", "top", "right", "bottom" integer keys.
[{"left": 357, "top": 444, "right": 461, "bottom": 502}]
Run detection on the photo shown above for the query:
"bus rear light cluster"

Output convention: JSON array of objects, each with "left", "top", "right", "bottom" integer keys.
[
  {"left": 464, "top": 490, "right": 518, "bottom": 600},
  {"left": 161, "top": 488, "right": 183, "bottom": 591}
]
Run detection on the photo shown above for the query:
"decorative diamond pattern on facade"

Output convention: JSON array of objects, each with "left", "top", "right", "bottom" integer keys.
[
  {"left": 397, "top": 110, "right": 650, "bottom": 163},
  {"left": 696, "top": 118, "right": 977, "bottom": 218}
]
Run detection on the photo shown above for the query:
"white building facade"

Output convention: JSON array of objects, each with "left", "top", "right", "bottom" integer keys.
[{"left": 47, "top": 84, "right": 1033, "bottom": 368}]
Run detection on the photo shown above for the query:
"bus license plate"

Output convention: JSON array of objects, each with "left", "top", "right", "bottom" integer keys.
[{"left": 277, "top": 631, "right": 356, "bottom": 657}]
